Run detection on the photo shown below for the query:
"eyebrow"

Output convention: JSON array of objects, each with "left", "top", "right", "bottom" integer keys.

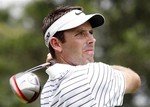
[{"left": 74, "top": 27, "right": 93, "bottom": 32}]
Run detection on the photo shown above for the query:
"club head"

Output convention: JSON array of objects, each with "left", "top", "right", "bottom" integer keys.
[{"left": 9, "top": 72, "right": 41, "bottom": 103}]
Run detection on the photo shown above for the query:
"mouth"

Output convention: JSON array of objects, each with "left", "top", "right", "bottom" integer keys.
[{"left": 84, "top": 49, "right": 94, "bottom": 55}]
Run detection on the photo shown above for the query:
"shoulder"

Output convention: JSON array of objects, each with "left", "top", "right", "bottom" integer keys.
[{"left": 46, "top": 63, "right": 74, "bottom": 80}]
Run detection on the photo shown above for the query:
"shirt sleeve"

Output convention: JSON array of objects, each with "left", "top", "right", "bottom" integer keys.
[{"left": 87, "top": 62, "right": 126, "bottom": 107}]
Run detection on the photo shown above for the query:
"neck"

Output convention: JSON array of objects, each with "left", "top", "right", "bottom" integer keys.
[{"left": 55, "top": 55, "right": 76, "bottom": 66}]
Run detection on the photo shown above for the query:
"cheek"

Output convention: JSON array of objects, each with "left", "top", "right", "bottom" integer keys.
[{"left": 63, "top": 41, "right": 83, "bottom": 55}]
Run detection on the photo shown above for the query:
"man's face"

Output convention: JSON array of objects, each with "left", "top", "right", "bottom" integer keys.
[{"left": 59, "top": 21, "right": 96, "bottom": 65}]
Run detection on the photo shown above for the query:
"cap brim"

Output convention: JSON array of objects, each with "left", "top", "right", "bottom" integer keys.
[
  {"left": 58, "top": 13, "right": 104, "bottom": 31},
  {"left": 89, "top": 14, "right": 104, "bottom": 28}
]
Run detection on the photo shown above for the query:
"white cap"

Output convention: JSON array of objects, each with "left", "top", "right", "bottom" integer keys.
[{"left": 44, "top": 9, "right": 104, "bottom": 47}]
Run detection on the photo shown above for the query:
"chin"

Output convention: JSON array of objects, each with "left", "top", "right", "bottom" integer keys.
[{"left": 84, "top": 59, "right": 94, "bottom": 64}]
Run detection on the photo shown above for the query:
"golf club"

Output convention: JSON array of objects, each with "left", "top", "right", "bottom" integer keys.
[{"left": 9, "top": 61, "right": 54, "bottom": 103}]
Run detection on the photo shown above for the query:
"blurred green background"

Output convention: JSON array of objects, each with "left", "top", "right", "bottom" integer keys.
[{"left": 0, "top": 0, "right": 150, "bottom": 107}]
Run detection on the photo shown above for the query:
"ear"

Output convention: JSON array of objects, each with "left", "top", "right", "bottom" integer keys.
[{"left": 49, "top": 37, "right": 62, "bottom": 52}]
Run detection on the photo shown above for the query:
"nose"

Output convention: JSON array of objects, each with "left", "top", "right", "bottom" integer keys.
[{"left": 87, "top": 34, "right": 96, "bottom": 45}]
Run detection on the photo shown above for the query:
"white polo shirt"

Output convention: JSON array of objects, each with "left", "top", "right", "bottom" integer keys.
[{"left": 40, "top": 62, "right": 125, "bottom": 107}]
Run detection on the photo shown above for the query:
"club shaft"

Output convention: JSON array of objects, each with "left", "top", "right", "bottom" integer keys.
[{"left": 24, "top": 62, "right": 52, "bottom": 73}]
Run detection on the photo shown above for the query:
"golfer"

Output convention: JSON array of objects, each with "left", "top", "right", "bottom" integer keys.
[{"left": 40, "top": 6, "right": 141, "bottom": 107}]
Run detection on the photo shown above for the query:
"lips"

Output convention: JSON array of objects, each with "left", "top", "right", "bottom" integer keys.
[{"left": 84, "top": 49, "right": 94, "bottom": 55}]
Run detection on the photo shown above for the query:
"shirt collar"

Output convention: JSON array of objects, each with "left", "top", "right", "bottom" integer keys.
[{"left": 46, "top": 63, "right": 74, "bottom": 80}]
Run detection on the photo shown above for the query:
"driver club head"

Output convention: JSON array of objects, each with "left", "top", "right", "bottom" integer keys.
[
  {"left": 9, "top": 62, "right": 52, "bottom": 103},
  {"left": 9, "top": 72, "right": 41, "bottom": 103}
]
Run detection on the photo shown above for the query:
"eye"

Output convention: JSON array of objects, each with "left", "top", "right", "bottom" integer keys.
[{"left": 74, "top": 31, "right": 84, "bottom": 37}]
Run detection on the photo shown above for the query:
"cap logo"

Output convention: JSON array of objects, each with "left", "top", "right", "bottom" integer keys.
[
  {"left": 45, "top": 32, "right": 50, "bottom": 45},
  {"left": 75, "top": 11, "right": 82, "bottom": 15}
]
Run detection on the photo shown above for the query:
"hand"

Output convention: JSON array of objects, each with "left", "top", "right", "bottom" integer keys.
[
  {"left": 46, "top": 53, "right": 53, "bottom": 63},
  {"left": 46, "top": 53, "right": 55, "bottom": 67}
]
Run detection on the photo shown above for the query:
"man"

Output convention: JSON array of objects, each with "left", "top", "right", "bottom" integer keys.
[{"left": 40, "top": 6, "right": 141, "bottom": 107}]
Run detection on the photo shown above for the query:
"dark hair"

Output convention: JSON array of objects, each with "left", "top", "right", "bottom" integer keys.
[{"left": 42, "top": 6, "right": 83, "bottom": 58}]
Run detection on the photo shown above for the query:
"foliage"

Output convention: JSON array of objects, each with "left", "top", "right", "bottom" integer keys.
[{"left": 0, "top": 0, "right": 150, "bottom": 107}]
